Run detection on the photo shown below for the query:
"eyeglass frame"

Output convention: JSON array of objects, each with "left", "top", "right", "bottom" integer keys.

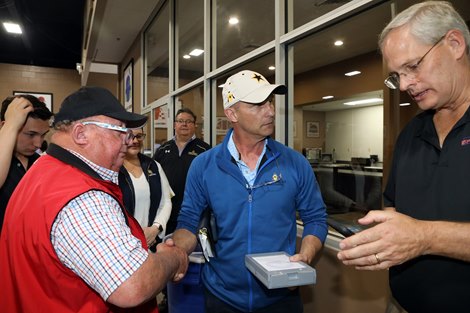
[
  {"left": 175, "top": 119, "right": 195, "bottom": 125},
  {"left": 247, "top": 151, "right": 284, "bottom": 190},
  {"left": 131, "top": 133, "right": 146, "bottom": 141},
  {"left": 384, "top": 34, "right": 446, "bottom": 90},
  {"left": 81, "top": 121, "right": 134, "bottom": 144}
]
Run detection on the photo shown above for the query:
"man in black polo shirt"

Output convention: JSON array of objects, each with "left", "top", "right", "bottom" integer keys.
[
  {"left": 153, "top": 107, "right": 210, "bottom": 236},
  {"left": 337, "top": 2, "right": 470, "bottom": 312},
  {"left": 0, "top": 95, "right": 52, "bottom": 231}
]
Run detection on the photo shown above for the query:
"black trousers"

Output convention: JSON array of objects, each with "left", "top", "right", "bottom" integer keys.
[{"left": 204, "top": 287, "right": 303, "bottom": 313}]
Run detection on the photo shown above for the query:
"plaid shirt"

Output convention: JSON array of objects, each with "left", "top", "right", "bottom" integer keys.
[{"left": 51, "top": 150, "right": 148, "bottom": 300}]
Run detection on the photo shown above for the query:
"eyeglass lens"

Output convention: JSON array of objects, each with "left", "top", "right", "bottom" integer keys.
[{"left": 132, "top": 133, "right": 146, "bottom": 141}]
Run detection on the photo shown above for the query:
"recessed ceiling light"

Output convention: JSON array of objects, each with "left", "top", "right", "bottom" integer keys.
[
  {"left": 189, "top": 49, "right": 204, "bottom": 57},
  {"left": 334, "top": 40, "right": 343, "bottom": 46},
  {"left": 322, "top": 95, "right": 334, "bottom": 100},
  {"left": 268, "top": 66, "right": 275, "bottom": 71},
  {"left": 183, "top": 55, "right": 190, "bottom": 59},
  {"left": 229, "top": 17, "right": 239, "bottom": 25},
  {"left": 344, "top": 98, "right": 383, "bottom": 106},
  {"left": 345, "top": 70, "right": 361, "bottom": 76},
  {"left": 399, "top": 102, "right": 411, "bottom": 107},
  {"left": 3, "top": 22, "right": 22, "bottom": 34}
]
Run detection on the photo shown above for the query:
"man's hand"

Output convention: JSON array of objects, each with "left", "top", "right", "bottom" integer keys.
[
  {"left": 156, "top": 239, "right": 189, "bottom": 282},
  {"left": 337, "top": 209, "right": 428, "bottom": 270},
  {"left": 143, "top": 225, "right": 159, "bottom": 247},
  {"left": 3, "top": 97, "right": 33, "bottom": 131}
]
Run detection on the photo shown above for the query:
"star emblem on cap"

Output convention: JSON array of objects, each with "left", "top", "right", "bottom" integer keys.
[{"left": 252, "top": 73, "right": 265, "bottom": 83}]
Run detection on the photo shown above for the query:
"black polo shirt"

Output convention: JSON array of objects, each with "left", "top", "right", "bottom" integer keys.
[
  {"left": 0, "top": 153, "right": 40, "bottom": 231},
  {"left": 384, "top": 106, "right": 470, "bottom": 312},
  {"left": 153, "top": 138, "right": 210, "bottom": 233}
]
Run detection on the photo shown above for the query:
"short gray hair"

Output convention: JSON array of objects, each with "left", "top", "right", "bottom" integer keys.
[{"left": 379, "top": 1, "right": 469, "bottom": 55}]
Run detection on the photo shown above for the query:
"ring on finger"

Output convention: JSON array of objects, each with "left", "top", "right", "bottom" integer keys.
[{"left": 374, "top": 253, "right": 381, "bottom": 264}]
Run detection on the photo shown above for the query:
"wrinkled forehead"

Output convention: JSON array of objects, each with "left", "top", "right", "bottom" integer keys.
[{"left": 381, "top": 28, "right": 421, "bottom": 71}]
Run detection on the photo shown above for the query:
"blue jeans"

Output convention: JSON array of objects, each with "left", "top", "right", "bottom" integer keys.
[{"left": 204, "top": 287, "right": 303, "bottom": 313}]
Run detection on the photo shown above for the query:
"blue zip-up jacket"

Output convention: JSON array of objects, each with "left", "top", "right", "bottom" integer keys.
[{"left": 177, "top": 129, "right": 327, "bottom": 312}]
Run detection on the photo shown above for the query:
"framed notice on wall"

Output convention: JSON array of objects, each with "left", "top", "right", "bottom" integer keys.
[
  {"left": 306, "top": 121, "right": 320, "bottom": 138},
  {"left": 13, "top": 91, "right": 53, "bottom": 112},
  {"left": 123, "top": 59, "right": 133, "bottom": 112}
]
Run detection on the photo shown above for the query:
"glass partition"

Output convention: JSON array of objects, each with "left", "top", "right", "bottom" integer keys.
[
  {"left": 176, "top": 0, "right": 204, "bottom": 88},
  {"left": 153, "top": 104, "right": 169, "bottom": 154},
  {"left": 214, "top": 0, "right": 275, "bottom": 69},
  {"left": 142, "top": 112, "right": 152, "bottom": 157},
  {"left": 290, "top": 2, "right": 390, "bottom": 214},
  {"left": 288, "top": 0, "right": 353, "bottom": 32},
  {"left": 175, "top": 85, "right": 205, "bottom": 139},
  {"left": 145, "top": 2, "right": 170, "bottom": 106}
]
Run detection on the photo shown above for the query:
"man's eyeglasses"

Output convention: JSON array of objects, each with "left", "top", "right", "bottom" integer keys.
[
  {"left": 175, "top": 119, "right": 195, "bottom": 125},
  {"left": 131, "top": 133, "right": 146, "bottom": 141},
  {"left": 82, "top": 121, "right": 134, "bottom": 144},
  {"left": 384, "top": 34, "right": 446, "bottom": 90}
]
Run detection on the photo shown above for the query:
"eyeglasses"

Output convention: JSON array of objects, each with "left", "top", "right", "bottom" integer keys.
[
  {"left": 131, "top": 133, "right": 146, "bottom": 141},
  {"left": 175, "top": 119, "right": 195, "bottom": 125},
  {"left": 248, "top": 155, "right": 283, "bottom": 190},
  {"left": 384, "top": 35, "right": 446, "bottom": 90},
  {"left": 82, "top": 121, "right": 133, "bottom": 144}
]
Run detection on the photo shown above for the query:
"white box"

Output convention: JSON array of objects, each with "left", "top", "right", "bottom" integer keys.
[{"left": 245, "top": 252, "right": 316, "bottom": 289}]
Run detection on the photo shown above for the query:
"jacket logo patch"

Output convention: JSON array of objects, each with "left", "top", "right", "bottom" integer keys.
[
  {"left": 188, "top": 150, "right": 198, "bottom": 156},
  {"left": 461, "top": 137, "right": 470, "bottom": 146}
]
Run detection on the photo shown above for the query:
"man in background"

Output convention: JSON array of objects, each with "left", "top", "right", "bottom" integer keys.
[
  {"left": 0, "top": 95, "right": 52, "bottom": 231},
  {"left": 153, "top": 107, "right": 210, "bottom": 236},
  {"left": 337, "top": 2, "right": 470, "bottom": 312},
  {"left": 0, "top": 86, "right": 188, "bottom": 312}
]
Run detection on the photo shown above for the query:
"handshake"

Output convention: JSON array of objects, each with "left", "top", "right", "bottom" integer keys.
[{"left": 156, "top": 237, "right": 189, "bottom": 282}]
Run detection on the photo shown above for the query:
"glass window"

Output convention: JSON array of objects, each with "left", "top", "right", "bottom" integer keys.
[
  {"left": 153, "top": 104, "right": 169, "bottom": 152},
  {"left": 145, "top": 2, "right": 170, "bottom": 106},
  {"left": 214, "top": 0, "right": 275, "bottom": 69},
  {"left": 288, "top": 0, "right": 353, "bottom": 32},
  {"left": 174, "top": 85, "right": 205, "bottom": 140},
  {"left": 176, "top": 0, "right": 204, "bottom": 88},
  {"left": 214, "top": 52, "right": 275, "bottom": 144},
  {"left": 290, "top": 2, "right": 391, "bottom": 213},
  {"left": 142, "top": 112, "right": 152, "bottom": 157}
]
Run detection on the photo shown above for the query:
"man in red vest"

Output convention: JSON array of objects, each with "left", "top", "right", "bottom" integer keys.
[{"left": 0, "top": 86, "right": 188, "bottom": 312}]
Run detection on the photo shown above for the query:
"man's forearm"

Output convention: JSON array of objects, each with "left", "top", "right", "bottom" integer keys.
[{"left": 172, "top": 228, "right": 198, "bottom": 255}]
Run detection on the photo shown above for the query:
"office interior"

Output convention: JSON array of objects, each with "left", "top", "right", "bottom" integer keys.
[{"left": 1, "top": 0, "right": 469, "bottom": 312}]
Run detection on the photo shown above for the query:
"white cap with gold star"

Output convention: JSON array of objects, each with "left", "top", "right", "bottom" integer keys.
[{"left": 222, "top": 70, "right": 287, "bottom": 109}]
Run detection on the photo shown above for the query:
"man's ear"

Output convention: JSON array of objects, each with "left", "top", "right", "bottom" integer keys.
[
  {"left": 71, "top": 123, "right": 89, "bottom": 145},
  {"left": 0, "top": 120, "right": 4, "bottom": 129},
  {"left": 225, "top": 107, "right": 238, "bottom": 123},
  {"left": 447, "top": 29, "right": 467, "bottom": 60}
]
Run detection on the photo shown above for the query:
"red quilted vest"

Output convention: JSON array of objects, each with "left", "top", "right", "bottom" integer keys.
[{"left": 0, "top": 153, "right": 158, "bottom": 313}]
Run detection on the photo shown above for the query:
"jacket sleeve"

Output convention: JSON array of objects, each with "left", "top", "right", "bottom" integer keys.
[{"left": 153, "top": 161, "right": 174, "bottom": 238}]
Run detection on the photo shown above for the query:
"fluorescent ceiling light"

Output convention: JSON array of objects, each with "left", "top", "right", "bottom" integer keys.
[
  {"left": 322, "top": 95, "right": 334, "bottom": 100},
  {"left": 345, "top": 70, "right": 361, "bottom": 76},
  {"left": 189, "top": 49, "right": 204, "bottom": 57},
  {"left": 3, "top": 22, "right": 22, "bottom": 34},
  {"left": 400, "top": 102, "right": 411, "bottom": 107},
  {"left": 229, "top": 17, "right": 239, "bottom": 25},
  {"left": 334, "top": 40, "right": 343, "bottom": 46},
  {"left": 344, "top": 98, "right": 383, "bottom": 106},
  {"left": 183, "top": 54, "right": 190, "bottom": 59},
  {"left": 268, "top": 66, "right": 275, "bottom": 71}
]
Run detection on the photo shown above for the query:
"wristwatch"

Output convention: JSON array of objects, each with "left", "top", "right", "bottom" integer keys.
[{"left": 154, "top": 223, "right": 163, "bottom": 233}]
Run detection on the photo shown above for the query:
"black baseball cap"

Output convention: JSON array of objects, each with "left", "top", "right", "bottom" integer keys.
[{"left": 53, "top": 86, "right": 147, "bottom": 128}]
